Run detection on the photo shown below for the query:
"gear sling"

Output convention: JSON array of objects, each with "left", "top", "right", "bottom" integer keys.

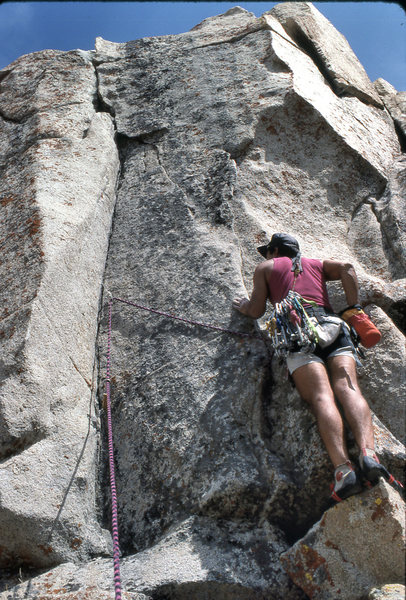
[{"left": 264, "top": 257, "right": 361, "bottom": 362}]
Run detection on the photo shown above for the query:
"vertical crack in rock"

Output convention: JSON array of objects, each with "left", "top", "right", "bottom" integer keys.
[
  {"left": 393, "top": 119, "right": 406, "bottom": 153},
  {"left": 374, "top": 79, "right": 406, "bottom": 151},
  {"left": 283, "top": 27, "right": 341, "bottom": 98},
  {"left": 386, "top": 301, "right": 406, "bottom": 336},
  {"left": 1, "top": 4, "right": 405, "bottom": 598},
  {"left": 370, "top": 176, "right": 406, "bottom": 281},
  {"left": 91, "top": 58, "right": 116, "bottom": 119},
  {"left": 347, "top": 158, "right": 406, "bottom": 331},
  {"left": 0, "top": 49, "right": 121, "bottom": 570}
]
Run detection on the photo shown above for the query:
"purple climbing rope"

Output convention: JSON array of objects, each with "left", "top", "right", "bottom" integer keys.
[
  {"left": 105, "top": 298, "right": 122, "bottom": 600},
  {"left": 112, "top": 296, "right": 262, "bottom": 339},
  {"left": 104, "top": 294, "right": 264, "bottom": 597}
]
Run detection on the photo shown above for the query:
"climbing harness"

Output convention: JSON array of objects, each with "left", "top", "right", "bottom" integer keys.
[
  {"left": 264, "top": 256, "right": 318, "bottom": 358},
  {"left": 265, "top": 290, "right": 363, "bottom": 363},
  {"left": 264, "top": 252, "right": 363, "bottom": 361},
  {"left": 104, "top": 295, "right": 264, "bottom": 599}
]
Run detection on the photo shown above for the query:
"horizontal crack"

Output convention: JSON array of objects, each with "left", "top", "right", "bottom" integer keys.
[{"left": 190, "top": 24, "right": 268, "bottom": 50}]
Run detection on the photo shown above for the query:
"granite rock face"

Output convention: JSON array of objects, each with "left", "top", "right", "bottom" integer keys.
[
  {"left": 0, "top": 50, "right": 119, "bottom": 566},
  {"left": 268, "top": 1, "right": 383, "bottom": 107},
  {"left": 369, "top": 584, "right": 406, "bottom": 600},
  {"left": 0, "top": 3, "right": 405, "bottom": 599},
  {"left": 281, "top": 480, "right": 405, "bottom": 600},
  {"left": 375, "top": 78, "right": 406, "bottom": 145}
]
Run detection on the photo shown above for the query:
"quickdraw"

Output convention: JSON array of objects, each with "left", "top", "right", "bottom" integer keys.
[
  {"left": 265, "top": 290, "right": 319, "bottom": 358},
  {"left": 265, "top": 290, "right": 366, "bottom": 365}
]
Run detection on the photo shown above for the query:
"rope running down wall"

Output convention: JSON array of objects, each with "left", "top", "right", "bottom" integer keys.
[{"left": 104, "top": 295, "right": 264, "bottom": 599}]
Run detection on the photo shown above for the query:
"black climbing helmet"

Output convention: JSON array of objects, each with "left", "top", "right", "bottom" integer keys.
[{"left": 257, "top": 233, "right": 300, "bottom": 259}]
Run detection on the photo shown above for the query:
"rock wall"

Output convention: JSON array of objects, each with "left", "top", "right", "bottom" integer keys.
[
  {"left": 0, "top": 3, "right": 404, "bottom": 599},
  {"left": 0, "top": 50, "right": 119, "bottom": 566}
]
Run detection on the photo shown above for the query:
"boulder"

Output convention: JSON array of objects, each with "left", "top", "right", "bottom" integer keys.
[
  {"left": 0, "top": 560, "right": 146, "bottom": 600},
  {"left": 281, "top": 480, "right": 405, "bottom": 600},
  {"left": 0, "top": 518, "right": 303, "bottom": 599}
]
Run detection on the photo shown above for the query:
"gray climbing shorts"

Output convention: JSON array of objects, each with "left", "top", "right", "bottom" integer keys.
[{"left": 286, "top": 345, "right": 354, "bottom": 375}]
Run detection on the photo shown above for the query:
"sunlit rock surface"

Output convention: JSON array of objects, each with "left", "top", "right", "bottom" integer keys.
[{"left": 0, "top": 3, "right": 404, "bottom": 599}]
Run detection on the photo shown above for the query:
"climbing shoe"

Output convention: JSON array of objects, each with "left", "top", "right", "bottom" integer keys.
[
  {"left": 359, "top": 448, "right": 404, "bottom": 497},
  {"left": 330, "top": 461, "right": 363, "bottom": 503}
]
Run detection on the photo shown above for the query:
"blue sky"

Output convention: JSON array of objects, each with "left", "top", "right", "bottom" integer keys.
[{"left": 0, "top": 2, "right": 405, "bottom": 90}]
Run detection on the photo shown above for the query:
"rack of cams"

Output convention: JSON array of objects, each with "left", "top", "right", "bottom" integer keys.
[{"left": 265, "top": 291, "right": 319, "bottom": 357}]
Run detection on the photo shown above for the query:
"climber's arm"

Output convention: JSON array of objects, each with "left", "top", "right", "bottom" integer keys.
[
  {"left": 233, "top": 261, "right": 270, "bottom": 319},
  {"left": 323, "top": 259, "right": 360, "bottom": 307}
]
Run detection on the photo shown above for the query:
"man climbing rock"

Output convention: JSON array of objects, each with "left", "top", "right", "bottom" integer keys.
[{"left": 233, "top": 233, "right": 403, "bottom": 502}]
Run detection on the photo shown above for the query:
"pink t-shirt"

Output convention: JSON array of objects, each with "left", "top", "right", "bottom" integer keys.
[{"left": 267, "top": 256, "right": 332, "bottom": 309}]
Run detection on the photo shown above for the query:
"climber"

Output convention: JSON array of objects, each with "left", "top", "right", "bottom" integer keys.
[{"left": 233, "top": 233, "right": 402, "bottom": 502}]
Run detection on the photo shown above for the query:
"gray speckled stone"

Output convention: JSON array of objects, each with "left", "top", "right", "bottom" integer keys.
[
  {"left": 0, "top": 3, "right": 404, "bottom": 598},
  {"left": 268, "top": 2, "right": 383, "bottom": 107},
  {"left": 281, "top": 480, "right": 405, "bottom": 600},
  {"left": 369, "top": 583, "right": 406, "bottom": 600},
  {"left": 0, "top": 50, "right": 119, "bottom": 566}
]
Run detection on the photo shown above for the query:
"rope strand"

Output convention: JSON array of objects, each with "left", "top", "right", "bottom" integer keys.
[
  {"left": 112, "top": 296, "right": 262, "bottom": 339},
  {"left": 105, "top": 298, "right": 122, "bottom": 600},
  {"left": 104, "top": 294, "right": 264, "bottom": 597}
]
